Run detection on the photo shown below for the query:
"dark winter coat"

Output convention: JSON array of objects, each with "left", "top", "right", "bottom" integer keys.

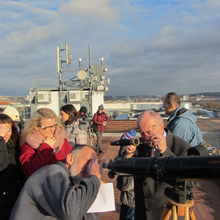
[
  {"left": 117, "top": 175, "right": 135, "bottom": 207},
  {"left": 0, "top": 137, "right": 25, "bottom": 220}
]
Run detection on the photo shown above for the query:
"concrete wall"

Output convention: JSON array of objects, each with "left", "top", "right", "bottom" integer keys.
[{"left": 104, "top": 102, "right": 163, "bottom": 111}]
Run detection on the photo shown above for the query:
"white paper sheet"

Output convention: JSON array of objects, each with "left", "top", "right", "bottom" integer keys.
[{"left": 87, "top": 182, "right": 116, "bottom": 213}]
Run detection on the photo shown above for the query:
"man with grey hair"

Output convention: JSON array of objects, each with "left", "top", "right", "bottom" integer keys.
[
  {"left": 10, "top": 145, "right": 104, "bottom": 220},
  {"left": 133, "top": 110, "right": 197, "bottom": 220},
  {"left": 163, "top": 92, "right": 203, "bottom": 146}
]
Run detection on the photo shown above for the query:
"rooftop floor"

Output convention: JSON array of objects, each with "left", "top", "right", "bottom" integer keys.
[{"left": 96, "top": 135, "right": 220, "bottom": 220}]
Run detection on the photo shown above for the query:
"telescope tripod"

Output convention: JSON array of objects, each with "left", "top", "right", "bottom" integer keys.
[
  {"left": 160, "top": 180, "right": 196, "bottom": 220},
  {"left": 160, "top": 197, "right": 196, "bottom": 220}
]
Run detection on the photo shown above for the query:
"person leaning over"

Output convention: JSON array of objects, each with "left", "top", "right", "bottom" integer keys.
[
  {"left": 133, "top": 110, "right": 198, "bottom": 220},
  {"left": 117, "top": 130, "right": 137, "bottom": 220},
  {"left": 19, "top": 108, "right": 72, "bottom": 178},
  {"left": 0, "top": 114, "right": 25, "bottom": 220},
  {"left": 10, "top": 145, "right": 104, "bottom": 220},
  {"left": 93, "top": 104, "right": 109, "bottom": 154},
  {"left": 163, "top": 92, "right": 203, "bottom": 146},
  {"left": 60, "top": 104, "right": 88, "bottom": 147}
]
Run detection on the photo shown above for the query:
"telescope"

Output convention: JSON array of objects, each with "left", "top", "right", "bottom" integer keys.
[
  {"left": 108, "top": 140, "right": 212, "bottom": 180},
  {"left": 105, "top": 142, "right": 220, "bottom": 216},
  {"left": 110, "top": 137, "right": 141, "bottom": 157},
  {"left": 110, "top": 137, "right": 140, "bottom": 146},
  {"left": 103, "top": 154, "right": 220, "bottom": 204},
  {"left": 104, "top": 155, "right": 220, "bottom": 180}
]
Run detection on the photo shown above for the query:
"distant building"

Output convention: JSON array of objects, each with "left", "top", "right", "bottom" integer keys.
[
  {"left": 182, "top": 95, "right": 189, "bottom": 101},
  {"left": 0, "top": 101, "right": 12, "bottom": 108}
]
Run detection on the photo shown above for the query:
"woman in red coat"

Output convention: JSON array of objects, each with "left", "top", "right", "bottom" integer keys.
[
  {"left": 19, "top": 108, "right": 72, "bottom": 178},
  {"left": 93, "top": 105, "right": 109, "bottom": 154}
]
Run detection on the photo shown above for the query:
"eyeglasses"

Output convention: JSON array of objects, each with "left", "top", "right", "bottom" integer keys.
[
  {"left": 141, "top": 125, "right": 156, "bottom": 136},
  {"left": 38, "top": 124, "right": 57, "bottom": 130}
]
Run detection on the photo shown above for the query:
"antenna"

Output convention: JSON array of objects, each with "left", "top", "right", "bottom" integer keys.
[
  {"left": 31, "top": 76, "right": 42, "bottom": 90},
  {"left": 56, "top": 46, "right": 61, "bottom": 73},
  {"left": 88, "top": 43, "right": 91, "bottom": 69},
  {"left": 65, "top": 43, "right": 71, "bottom": 66}
]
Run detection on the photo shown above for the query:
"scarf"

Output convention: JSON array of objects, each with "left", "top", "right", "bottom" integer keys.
[{"left": 26, "top": 126, "right": 67, "bottom": 153}]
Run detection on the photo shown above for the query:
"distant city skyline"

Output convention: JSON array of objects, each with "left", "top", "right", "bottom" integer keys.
[
  {"left": 1, "top": 1, "right": 220, "bottom": 96},
  {"left": 1, "top": 91, "right": 219, "bottom": 102}
]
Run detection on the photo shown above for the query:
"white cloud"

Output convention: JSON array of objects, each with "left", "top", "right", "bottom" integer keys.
[
  {"left": 0, "top": 0, "right": 220, "bottom": 97},
  {"left": 59, "top": 0, "right": 117, "bottom": 23}
]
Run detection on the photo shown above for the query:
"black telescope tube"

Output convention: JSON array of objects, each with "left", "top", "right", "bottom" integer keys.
[
  {"left": 163, "top": 156, "right": 220, "bottom": 179},
  {"left": 106, "top": 156, "right": 220, "bottom": 180},
  {"left": 107, "top": 157, "right": 157, "bottom": 177},
  {"left": 110, "top": 137, "right": 140, "bottom": 146}
]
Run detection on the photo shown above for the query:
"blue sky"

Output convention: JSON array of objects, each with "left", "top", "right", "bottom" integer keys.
[{"left": 1, "top": 0, "right": 220, "bottom": 97}]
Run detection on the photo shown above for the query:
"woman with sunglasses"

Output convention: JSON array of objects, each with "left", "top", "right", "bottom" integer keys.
[{"left": 19, "top": 108, "right": 72, "bottom": 178}]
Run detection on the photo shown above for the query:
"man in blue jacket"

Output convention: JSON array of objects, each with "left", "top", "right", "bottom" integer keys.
[{"left": 163, "top": 92, "right": 203, "bottom": 146}]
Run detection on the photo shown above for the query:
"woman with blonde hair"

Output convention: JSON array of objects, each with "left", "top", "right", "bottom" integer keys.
[{"left": 20, "top": 108, "right": 72, "bottom": 178}]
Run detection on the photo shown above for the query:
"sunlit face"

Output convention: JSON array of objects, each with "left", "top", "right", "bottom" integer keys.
[
  {"left": 69, "top": 146, "right": 97, "bottom": 186},
  {"left": 138, "top": 115, "right": 164, "bottom": 147},
  {"left": 0, "top": 122, "right": 12, "bottom": 143},
  {"left": 60, "top": 110, "right": 69, "bottom": 123},
  {"left": 98, "top": 110, "right": 103, "bottom": 114},
  {"left": 163, "top": 95, "right": 172, "bottom": 115},
  {"left": 35, "top": 117, "right": 56, "bottom": 138}
]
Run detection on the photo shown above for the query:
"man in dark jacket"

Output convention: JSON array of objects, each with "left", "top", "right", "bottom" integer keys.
[
  {"left": 10, "top": 145, "right": 104, "bottom": 220},
  {"left": 163, "top": 92, "right": 203, "bottom": 146},
  {"left": 133, "top": 110, "right": 197, "bottom": 220}
]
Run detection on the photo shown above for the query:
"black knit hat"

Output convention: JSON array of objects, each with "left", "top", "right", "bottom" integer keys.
[
  {"left": 98, "top": 105, "right": 104, "bottom": 110},
  {"left": 80, "top": 106, "right": 87, "bottom": 114}
]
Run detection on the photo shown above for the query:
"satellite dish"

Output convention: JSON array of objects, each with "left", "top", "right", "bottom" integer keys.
[{"left": 77, "top": 70, "right": 87, "bottom": 80}]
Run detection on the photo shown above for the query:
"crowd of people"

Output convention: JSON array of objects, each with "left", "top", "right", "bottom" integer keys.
[{"left": 0, "top": 92, "right": 205, "bottom": 220}]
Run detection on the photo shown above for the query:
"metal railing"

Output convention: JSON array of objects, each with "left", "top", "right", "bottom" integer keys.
[{"left": 197, "top": 119, "right": 220, "bottom": 154}]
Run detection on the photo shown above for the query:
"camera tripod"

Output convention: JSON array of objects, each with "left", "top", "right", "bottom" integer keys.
[{"left": 160, "top": 181, "right": 196, "bottom": 220}]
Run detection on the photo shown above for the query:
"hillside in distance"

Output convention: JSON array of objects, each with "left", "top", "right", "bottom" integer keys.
[
  {"left": 188, "top": 92, "right": 220, "bottom": 98},
  {"left": 105, "top": 92, "right": 220, "bottom": 101}
]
